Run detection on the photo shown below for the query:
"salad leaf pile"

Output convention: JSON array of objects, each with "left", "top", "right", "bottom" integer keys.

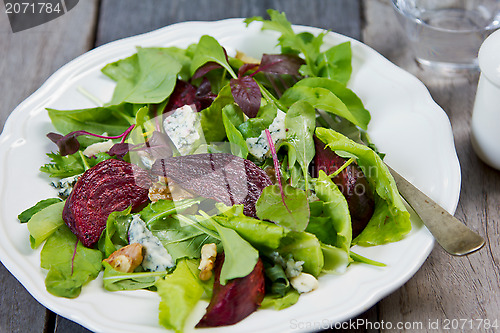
[{"left": 19, "top": 9, "right": 411, "bottom": 331}]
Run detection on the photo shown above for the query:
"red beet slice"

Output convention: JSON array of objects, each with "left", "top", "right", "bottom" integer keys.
[
  {"left": 62, "top": 159, "right": 151, "bottom": 247},
  {"left": 151, "top": 153, "right": 272, "bottom": 217},
  {"left": 196, "top": 254, "right": 265, "bottom": 327},
  {"left": 313, "top": 137, "right": 374, "bottom": 238}
]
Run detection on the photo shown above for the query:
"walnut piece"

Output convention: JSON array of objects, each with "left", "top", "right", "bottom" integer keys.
[
  {"left": 103, "top": 243, "right": 144, "bottom": 273},
  {"left": 198, "top": 243, "right": 217, "bottom": 281}
]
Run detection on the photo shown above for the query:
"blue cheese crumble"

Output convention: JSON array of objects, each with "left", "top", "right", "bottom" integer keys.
[
  {"left": 128, "top": 215, "right": 174, "bottom": 271},
  {"left": 163, "top": 105, "right": 205, "bottom": 155},
  {"left": 50, "top": 174, "right": 81, "bottom": 198},
  {"left": 246, "top": 110, "right": 287, "bottom": 159}
]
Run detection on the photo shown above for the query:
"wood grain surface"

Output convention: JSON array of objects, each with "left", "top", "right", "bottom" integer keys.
[{"left": 1, "top": 0, "right": 499, "bottom": 332}]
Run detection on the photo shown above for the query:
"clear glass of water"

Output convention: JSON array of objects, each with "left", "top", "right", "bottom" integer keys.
[{"left": 392, "top": 0, "right": 500, "bottom": 72}]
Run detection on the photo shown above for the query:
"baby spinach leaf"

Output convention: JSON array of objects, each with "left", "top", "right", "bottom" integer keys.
[
  {"left": 110, "top": 47, "right": 183, "bottom": 105},
  {"left": 315, "top": 42, "right": 352, "bottom": 84},
  {"left": 278, "top": 231, "right": 323, "bottom": 277},
  {"left": 315, "top": 128, "right": 411, "bottom": 245},
  {"left": 157, "top": 259, "right": 205, "bottom": 332},
  {"left": 190, "top": 35, "right": 237, "bottom": 79},
  {"left": 256, "top": 184, "right": 310, "bottom": 232},
  {"left": 27, "top": 201, "right": 65, "bottom": 248},
  {"left": 151, "top": 216, "right": 218, "bottom": 262},
  {"left": 200, "top": 84, "right": 234, "bottom": 142},
  {"left": 18, "top": 198, "right": 62, "bottom": 223},
  {"left": 222, "top": 104, "right": 248, "bottom": 158},
  {"left": 285, "top": 101, "right": 316, "bottom": 191},
  {"left": 47, "top": 103, "right": 136, "bottom": 137},
  {"left": 40, "top": 225, "right": 102, "bottom": 298},
  {"left": 292, "top": 77, "right": 370, "bottom": 130},
  {"left": 315, "top": 170, "right": 352, "bottom": 252},
  {"left": 102, "top": 261, "right": 167, "bottom": 291},
  {"left": 101, "top": 53, "right": 139, "bottom": 82},
  {"left": 209, "top": 218, "right": 259, "bottom": 285}
]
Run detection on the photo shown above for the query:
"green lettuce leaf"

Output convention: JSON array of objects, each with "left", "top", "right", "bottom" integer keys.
[
  {"left": 27, "top": 201, "right": 65, "bottom": 248},
  {"left": 222, "top": 104, "right": 249, "bottom": 158},
  {"left": 260, "top": 290, "right": 300, "bottom": 310},
  {"left": 200, "top": 84, "right": 234, "bottom": 142},
  {"left": 18, "top": 198, "right": 62, "bottom": 223},
  {"left": 315, "top": 127, "right": 411, "bottom": 245},
  {"left": 156, "top": 259, "right": 205, "bottom": 332},
  {"left": 278, "top": 231, "right": 323, "bottom": 277}
]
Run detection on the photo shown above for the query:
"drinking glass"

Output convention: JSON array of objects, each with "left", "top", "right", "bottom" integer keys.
[{"left": 392, "top": 0, "right": 500, "bottom": 72}]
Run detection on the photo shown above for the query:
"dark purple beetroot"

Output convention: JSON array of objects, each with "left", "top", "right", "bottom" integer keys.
[
  {"left": 63, "top": 159, "right": 151, "bottom": 247},
  {"left": 196, "top": 254, "right": 265, "bottom": 327},
  {"left": 151, "top": 153, "right": 272, "bottom": 217},
  {"left": 314, "top": 137, "right": 375, "bottom": 238}
]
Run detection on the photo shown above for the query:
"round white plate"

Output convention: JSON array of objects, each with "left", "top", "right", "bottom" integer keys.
[{"left": 0, "top": 19, "right": 460, "bottom": 333}]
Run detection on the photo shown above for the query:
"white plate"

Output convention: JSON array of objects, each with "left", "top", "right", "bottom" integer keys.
[{"left": 0, "top": 19, "right": 460, "bottom": 333}]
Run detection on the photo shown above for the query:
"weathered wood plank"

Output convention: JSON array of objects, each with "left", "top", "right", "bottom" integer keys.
[
  {"left": 0, "top": 1, "right": 99, "bottom": 333},
  {"left": 362, "top": 1, "right": 500, "bottom": 332},
  {"left": 95, "top": 0, "right": 361, "bottom": 47}
]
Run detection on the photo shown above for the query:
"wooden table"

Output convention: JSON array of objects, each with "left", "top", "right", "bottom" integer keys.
[{"left": 1, "top": 0, "right": 498, "bottom": 332}]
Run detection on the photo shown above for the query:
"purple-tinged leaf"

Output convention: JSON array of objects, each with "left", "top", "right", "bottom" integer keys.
[
  {"left": 145, "top": 131, "right": 175, "bottom": 160},
  {"left": 48, "top": 125, "right": 135, "bottom": 157},
  {"left": 259, "top": 54, "right": 305, "bottom": 76},
  {"left": 192, "top": 62, "right": 223, "bottom": 80},
  {"left": 108, "top": 143, "right": 132, "bottom": 158},
  {"left": 264, "top": 129, "right": 285, "bottom": 202},
  {"left": 238, "top": 63, "right": 259, "bottom": 78},
  {"left": 164, "top": 80, "right": 200, "bottom": 113},
  {"left": 195, "top": 78, "right": 218, "bottom": 110},
  {"left": 230, "top": 76, "right": 261, "bottom": 118}
]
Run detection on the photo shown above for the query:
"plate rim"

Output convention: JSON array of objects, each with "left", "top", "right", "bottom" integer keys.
[{"left": 0, "top": 18, "right": 461, "bottom": 333}]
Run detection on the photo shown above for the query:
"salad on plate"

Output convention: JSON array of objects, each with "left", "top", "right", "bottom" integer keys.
[{"left": 18, "top": 10, "right": 412, "bottom": 332}]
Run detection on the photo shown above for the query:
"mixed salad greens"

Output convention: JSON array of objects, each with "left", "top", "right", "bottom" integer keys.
[{"left": 18, "top": 10, "right": 412, "bottom": 331}]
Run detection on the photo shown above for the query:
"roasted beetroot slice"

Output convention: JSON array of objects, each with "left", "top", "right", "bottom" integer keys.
[
  {"left": 151, "top": 153, "right": 272, "bottom": 217},
  {"left": 62, "top": 159, "right": 151, "bottom": 247},
  {"left": 196, "top": 254, "right": 265, "bottom": 327},
  {"left": 314, "top": 137, "right": 375, "bottom": 238}
]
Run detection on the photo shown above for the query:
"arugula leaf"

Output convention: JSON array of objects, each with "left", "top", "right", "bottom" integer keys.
[
  {"left": 18, "top": 198, "right": 62, "bottom": 223},
  {"left": 315, "top": 128, "right": 411, "bottom": 245},
  {"left": 315, "top": 42, "right": 352, "bottom": 84},
  {"left": 222, "top": 104, "right": 249, "bottom": 158},
  {"left": 98, "top": 207, "right": 132, "bottom": 258},
  {"left": 151, "top": 216, "right": 219, "bottom": 262},
  {"left": 237, "top": 102, "right": 277, "bottom": 139},
  {"left": 190, "top": 35, "right": 237, "bottom": 79},
  {"left": 285, "top": 101, "right": 316, "bottom": 191},
  {"left": 256, "top": 184, "right": 310, "bottom": 232},
  {"left": 40, "top": 225, "right": 102, "bottom": 298},
  {"left": 209, "top": 218, "right": 259, "bottom": 285},
  {"left": 156, "top": 259, "right": 205, "bottom": 332},
  {"left": 27, "top": 201, "right": 65, "bottom": 248},
  {"left": 292, "top": 77, "right": 371, "bottom": 130},
  {"left": 109, "top": 47, "right": 183, "bottom": 105},
  {"left": 102, "top": 261, "right": 167, "bottom": 291}
]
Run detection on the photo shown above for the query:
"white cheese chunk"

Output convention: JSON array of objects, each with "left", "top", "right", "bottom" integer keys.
[
  {"left": 163, "top": 105, "right": 205, "bottom": 155},
  {"left": 246, "top": 110, "right": 287, "bottom": 159},
  {"left": 50, "top": 174, "right": 81, "bottom": 198},
  {"left": 128, "top": 215, "right": 174, "bottom": 271},
  {"left": 290, "top": 273, "right": 319, "bottom": 294},
  {"left": 82, "top": 140, "right": 114, "bottom": 157}
]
